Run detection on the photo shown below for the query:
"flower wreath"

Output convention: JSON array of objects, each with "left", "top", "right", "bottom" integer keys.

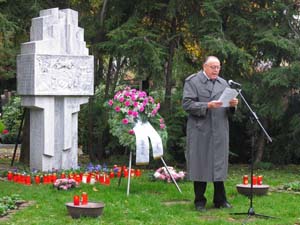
[
  {"left": 53, "top": 178, "right": 78, "bottom": 190},
  {"left": 153, "top": 167, "right": 186, "bottom": 182},
  {"left": 107, "top": 86, "right": 168, "bottom": 152}
]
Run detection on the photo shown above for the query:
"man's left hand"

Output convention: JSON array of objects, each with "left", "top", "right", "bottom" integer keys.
[{"left": 229, "top": 98, "right": 238, "bottom": 107}]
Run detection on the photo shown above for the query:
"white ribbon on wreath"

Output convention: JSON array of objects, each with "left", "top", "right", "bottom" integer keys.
[{"left": 133, "top": 120, "right": 163, "bottom": 165}]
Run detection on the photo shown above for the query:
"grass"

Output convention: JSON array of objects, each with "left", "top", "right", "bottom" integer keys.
[{"left": 1, "top": 162, "right": 300, "bottom": 225}]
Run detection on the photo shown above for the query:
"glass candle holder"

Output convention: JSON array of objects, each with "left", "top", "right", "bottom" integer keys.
[
  {"left": 73, "top": 195, "right": 80, "bottom": 206},
  {"left": 81, "top": 192, "right": 88, "bottom": 205}
]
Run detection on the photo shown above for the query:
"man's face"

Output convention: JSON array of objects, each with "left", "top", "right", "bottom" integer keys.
[{"left": 203, "top": 60, "right": 221, "bottom": 80}]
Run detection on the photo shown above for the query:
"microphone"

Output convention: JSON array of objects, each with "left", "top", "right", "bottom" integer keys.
[{"left": 228, "top": 80, "right": 242, "bottom": 88}]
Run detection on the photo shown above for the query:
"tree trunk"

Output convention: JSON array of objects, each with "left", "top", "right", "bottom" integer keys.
[
  {"left": 163, "top": 17, "right": 177, "bottom": 113},
  {"left": 87, "top": 97, "right": 97, "bottom": 162},
  {"left": 254, "top": 131, "right": 265, "bottom": 164}
]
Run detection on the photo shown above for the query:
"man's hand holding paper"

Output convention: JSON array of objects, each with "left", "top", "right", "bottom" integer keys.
[{"left": 218, "top": 87, "right": 239, "bottom": 107}]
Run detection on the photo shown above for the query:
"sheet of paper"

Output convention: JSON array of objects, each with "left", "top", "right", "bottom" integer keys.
[{"left": 218, "top": 87, "right": 238, "bottom": 107}]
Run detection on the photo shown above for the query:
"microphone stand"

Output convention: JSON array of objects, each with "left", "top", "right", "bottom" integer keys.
[{"left": 231, "top": 87, "right": 276, "bottom": 223}]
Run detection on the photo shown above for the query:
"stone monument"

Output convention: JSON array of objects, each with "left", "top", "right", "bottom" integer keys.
[{"left": 17, "top": 8, "right": 94, "bottom": 171}]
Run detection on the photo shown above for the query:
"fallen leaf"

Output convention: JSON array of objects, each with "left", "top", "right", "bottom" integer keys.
[{"left": 93, "top": 187, "right": 99, "bottom": 192}]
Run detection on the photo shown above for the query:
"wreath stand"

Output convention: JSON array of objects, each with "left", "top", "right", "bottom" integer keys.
[{"left": 118, "top": 151, "right": 182, "bottom": 196}]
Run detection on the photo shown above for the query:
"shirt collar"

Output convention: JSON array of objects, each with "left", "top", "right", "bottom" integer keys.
[{"left": 203, "top": 71, "right": 218, "bottom": 82}]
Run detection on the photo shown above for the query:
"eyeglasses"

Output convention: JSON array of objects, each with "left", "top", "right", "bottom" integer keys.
[{"left": 206, "top": 65, "right": 221, "bottom": 70}]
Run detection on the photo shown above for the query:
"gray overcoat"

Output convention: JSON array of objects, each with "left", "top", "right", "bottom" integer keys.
[{"left": 182, "top": 70, "right": 235, "bottom": 182}]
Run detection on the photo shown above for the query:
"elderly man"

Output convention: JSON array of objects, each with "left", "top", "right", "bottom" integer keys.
[{"left": 182, "top": 56, "right": 238, "bottom": 211}]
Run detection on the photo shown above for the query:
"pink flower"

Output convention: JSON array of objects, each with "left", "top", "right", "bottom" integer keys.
[
  {"left": 119, "top": 96, "right": 124, "bottom": 102},
  {"left": 160, "top": 123, "right": 166, "bottom": 129},
  {"left": 133, "top": 102, "right": 139, "bottom": 107},
  {"left": 115, "top": 106, "right": 121, "bottom": 112},
  {"left": 143, "top": 98, "right": 148, "bottom": 105},
  {"left": 128, "top": 110, "right": 133, "bottom": 115},
  {"left": 139, "top": 106, "right": 145, "bottom": 112},
  {"left": 125, "top": 101, "right": 131, "bottom": 106},
  {"left": 128, "top": 129, "right": 135, "bottom": 135},
  {"left": 132, "top": 111, "right": 138, "bottom": 117},
  {"left": 149, "top": 96, "right": 154, "bottom": 103},
  {"left": 2, "top": 129, "right": 9, "bottom": 135},
  {"left": 138, "top": 91, "right": 146, "bottom": 98},
  {"left": 151, "top": 109, "right": 157, "bottom": 116},
  {"left": 156, "top": 103, "right": 160, "bottom": 110},
  {"left": 122, "top": 118, "right": 129, "bottom": 124},
  {"left": 108, "top": 100, "right": 114, "bottom": 106},
  {"left": 159, "top": 118, "right": 164, "bottom": 123},
  {"left": 114, "top": 91, "right": 121, "bottom": 99},
  {"left": 131, "top": 95, "right": 137, "bottom": 101}
]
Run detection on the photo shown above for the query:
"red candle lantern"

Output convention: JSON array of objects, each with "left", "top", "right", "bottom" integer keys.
[
  {"left": 43, "top": 174, "right": 48, "bottom": 184},
  {"left": 124, "top": 169, "right": 128, "bottom": 178},
  {"left": 109, "top": 170, "right": 114, "bottom": 179},
  {"left": 87, "top": 173, "right": 91, "bottom": 183},
  {"left": 35, "top": 175, "right": 41, "bottom": 184},
  {"left": 52, "top": 173, "right": 57, "bottom": 183},
  {"left": 13, "top": 173, "right": 18, "bottom": 182},
  {"left": 257, "top": 175, "right": 263, "bottom": 185},
  {"left": 135, "top": 169, "right": 141, "bottom": 177},
  {"left": 99, "top": 173, "right": 104, "bottom": 184},
  {"left": 21, "top": 174, "right": 26, "bottom": 184},
  {"left": 105, "top": 175, "right": 110, "bottom": 185},
  {"left": 81, "top": 192, "right": 88, "bottom": 205},
  {"left": 75, "top": 174, "right": 81, "bottom": 183},
  {"left": 25, "top": 175, "right": 31, "bottom": 185},
  {"left": 252, "top": 175, "right": 257, "bottom": 185},
  {"left": 117, "top": 170, "right": 121, "bottom": 178},
  {"left": 243, "top": 175, "right": 248, "bottom": 185},
  {"left": 73, "top": 195, "right": 80, "bottom": 206},
  {"left": 60, "top": 172, "right": 66, "bottom": 179},
  {"left": 130, "top": 169, "right": 135, "bottom": 177},
  {"left": 7, "top": 171, "right": 13, "bottom": 181}
]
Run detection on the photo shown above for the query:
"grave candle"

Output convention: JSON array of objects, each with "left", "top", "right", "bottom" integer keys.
[
  {"left": 82, "top": 173, "right": 88, "bottom": 183},
  {"left": 81, "top": 192, "right": 88, "bottom": 205},
  {"left": 90, "top": 175, "right": 96, "bottom": 184},
  {"left": 124, "top": 169, "right": 128, "bottom": 178},
  {"left": 25, "top": 175, "right": 31, "bottom": 185},
  {"left": 73, "top": 195, "right": 80, "bottom": 206},
  {"left": 7, "top": 171, "right": 13, "bottom": 181},
  {"left": 258, "top": 175, "right": 263, "bottom": 185},
  {"left": 105, "top": 175, "right": 110, "bottom": 185},
  {"left": 35, "top": 175, "right": 40, "bottom": 184},
  {"left": 243, "top": 175, "right": 248, "bottom": 185},
  {"left": 109, "top": 170, "right": 114, "bottom": 178},
  {"left": 135, "top": 169, "right": 141, "bottom": 177},
  {"left": 252, "top": 175, "right": 257, "bottom": 185}
]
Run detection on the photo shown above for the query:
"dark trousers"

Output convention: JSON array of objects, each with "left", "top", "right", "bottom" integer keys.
[{"left": 194, "top": 181, "right": 227, "bottom": 205}]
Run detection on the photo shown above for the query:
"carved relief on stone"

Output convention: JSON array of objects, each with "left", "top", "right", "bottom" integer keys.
[{"left": 36, "top": 55, "right": 93, "bottom": 95}]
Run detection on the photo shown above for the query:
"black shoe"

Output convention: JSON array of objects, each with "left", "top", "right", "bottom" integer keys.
[
  {"left": 214, "top": 201, "right": 232, "bottom": 209},
  {"left": 195, "top": 202, "right": 206, "bottom": 212}
]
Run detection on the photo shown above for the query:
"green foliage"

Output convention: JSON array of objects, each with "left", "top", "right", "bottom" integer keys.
[
  {"left": 0, "top": 119, "right": 4, "bottom": 133},
  {"left": 163, "top": 88, "right": 187, "bottom": 163},
  {"left": 254, "top": 161, "right": 274, "bottom": 170},
  {"left": 282, "top": 181, "right": 300, "bottom": 192},
  {"left": 0, "top": 194, "right": 23, "bottom": 217},
  {"left": 1, "top": 96, "right": 22, "bottom": 143}
]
